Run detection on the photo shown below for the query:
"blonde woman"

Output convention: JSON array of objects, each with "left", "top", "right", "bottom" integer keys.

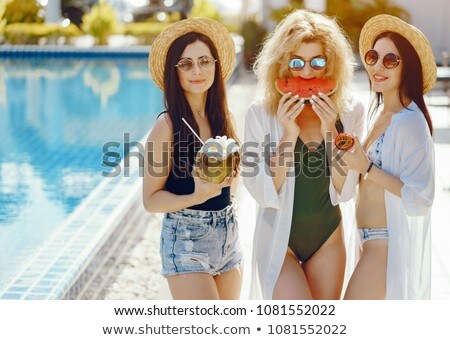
[{"left": 243, "top": 10, "right": 364, "bottom": 299}]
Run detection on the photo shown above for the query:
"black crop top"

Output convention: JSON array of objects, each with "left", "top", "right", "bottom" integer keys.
[{"left": 161, "top": 112, "right": 231, "bottom": 211}]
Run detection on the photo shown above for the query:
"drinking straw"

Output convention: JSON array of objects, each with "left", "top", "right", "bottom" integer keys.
[{"left": 182, "top": 118, "right": 205, "bottom": 145}]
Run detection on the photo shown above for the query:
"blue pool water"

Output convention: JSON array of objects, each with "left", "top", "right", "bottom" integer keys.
[{"left": 0, "top": 57, "right": 163, "bottom": 291}]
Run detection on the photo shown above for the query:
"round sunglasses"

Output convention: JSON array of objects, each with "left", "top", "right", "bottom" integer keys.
[
  {"left": 175, "top": 56, "right": 217, "bottom": 72},
  {"left": 364, "top": 50, "right": 401, "bottom": 69},
  {"left": 288, "top": 57, "right": 327, "bottom": 71}
]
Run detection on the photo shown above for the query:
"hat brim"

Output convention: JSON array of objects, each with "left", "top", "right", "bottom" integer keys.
[
  {"left": 359, "top": 14, "right": 436, "bottom": 94},
  {"left": 149, "top": 17, "right": 236, "bottom": 91}
]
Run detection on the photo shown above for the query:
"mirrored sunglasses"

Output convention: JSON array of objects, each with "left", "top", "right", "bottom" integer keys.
[
  {"left": 364, "top": 50, "right": 401, "bottom": 69},
  {"left": 288, "top": 57, "right": 327, "bottom": 71},
  {"left": 175, "top": 56, "right": 217, "bottom": 72}
]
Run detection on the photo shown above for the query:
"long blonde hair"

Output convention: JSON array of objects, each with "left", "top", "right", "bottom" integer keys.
[{"left": 253, "top": 10, "right": 355, "bottom": 115}]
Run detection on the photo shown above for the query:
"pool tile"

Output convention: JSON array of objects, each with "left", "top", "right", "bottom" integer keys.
[
  {"left": 1, "top": 292, "right": 24, "bottom": 299},
  {"left": 6, "top": 286, "right": 29, "bottom": 293},
  {"left": 42, "top": 272, "right": 64, "bottom": 280},
  {"left": 30, "top": 286, "right": 53, "bottom": 294},
  {"left": 13, "top": 278, "right": 36, "bottom": 286},
  {"left": 37, "top": 279, "right": 58, "bottom": 286},
  {"left": 48, "top": 267, "right": 69, "bottom": 273},
  {"left": 23, "top": 293, "right": 49, "bottom": 300}
]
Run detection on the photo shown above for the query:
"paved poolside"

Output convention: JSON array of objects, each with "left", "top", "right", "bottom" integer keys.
[{"left": 103, "top": 66, "right": 450, "bottom": 300}]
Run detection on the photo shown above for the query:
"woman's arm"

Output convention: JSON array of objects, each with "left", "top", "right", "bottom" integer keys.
[
  {"left": 270, "top": 93, "right": 305, "bottom": 192},
  {"left": 343, "top": 113, "right": 434, "bottom": 215},
  {"left": 327, "top": 125, "right": 346, "bottom": 194},
  {"left": 243, "top": 101, "right": 301, "bottom": 209},
  {"left": 312, "top": 94, "right": 365, "bottom": 202},
  {"left": 341, "top": 136, "right": 403, "bottom": 196},
  {"left": 143, "top": 114, "right": 232, "bottom": 213},
  {"left": 365, "top": 165, "right": 403, "bottom": 197},
  {"left": 229, "top": 112, "right": 240, "bottom": 196},
  {"left": 332, "top": 99, "right": 365, "bottom": 202},
  {"left": 348, "top": 139, "right": 404, "bottom": 197},
  {"left": 142, "top": 115, "right": 197, "bottom": 212},
  {"left": 270, "top": 130, "right": 299, "bottom": 192}
]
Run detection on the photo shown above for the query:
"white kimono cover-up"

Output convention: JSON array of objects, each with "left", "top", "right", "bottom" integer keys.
[{"left": 382, "top": 101, "right": 434, "bottom": 299}]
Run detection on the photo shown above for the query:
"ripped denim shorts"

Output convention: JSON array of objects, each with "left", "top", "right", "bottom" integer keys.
[{"left": 160, "top": 202, "right": 243, "bottom": 277}]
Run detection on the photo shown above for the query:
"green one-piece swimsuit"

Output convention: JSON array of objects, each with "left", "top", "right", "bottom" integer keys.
[{"left": 288, "top": 122, "right": 343, "bottom": 263}]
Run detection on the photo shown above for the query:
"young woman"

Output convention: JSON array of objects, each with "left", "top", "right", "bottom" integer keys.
[
  {"left": 343, "top": 14, "right": 436, "bottom": 300},
  {"left": 143, "top": 18, "right": 243, "bottom": 300},
  {"left": 243, "top": 10, "right": 365, "bottom": 300}
]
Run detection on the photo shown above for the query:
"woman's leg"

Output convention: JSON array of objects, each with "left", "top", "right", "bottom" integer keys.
[
  {"left": 167, "top": 273, "right": 220, "bottom": 300},
  {"left": 215, "top": 266, "right": 243, "bottom": 300},
  {"left": 273, "top": 247, "right": 313, "bottom": 300},
  {"left": 344, "top": 239, "right": 388, "bottom": 300},
  {"left": 302, "top": 224, "right": 346, "bottom": 300}
]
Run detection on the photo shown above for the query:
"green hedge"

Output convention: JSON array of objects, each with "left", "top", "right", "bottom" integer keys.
[
  {"left": 4, "top": 23, "right": 82, "bottom": 44},
  {"left": 119, "top": 22, "right": 171, "bottom": 44},
  {"left": 1, "top": 22, "right": 170, "bottom": 45}
]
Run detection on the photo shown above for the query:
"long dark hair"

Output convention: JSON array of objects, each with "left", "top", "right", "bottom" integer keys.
[
  {"left": 368, "top": 32, "right": 433, "bottom": 135},
  {"left": 164, "top": 32, "right": 237, "bottom": 175}
]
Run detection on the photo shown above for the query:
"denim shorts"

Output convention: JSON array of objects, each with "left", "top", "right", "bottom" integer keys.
[
  {"left": 358, "top": 227, "right": 389, "bottom": 246},
  {"left": 160, "top": 203, "right": 243, "bottom": 277}
]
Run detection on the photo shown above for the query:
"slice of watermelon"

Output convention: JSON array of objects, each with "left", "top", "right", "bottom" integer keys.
[{"left": 275, "top": 76, "right": 338, "bottom": 101}]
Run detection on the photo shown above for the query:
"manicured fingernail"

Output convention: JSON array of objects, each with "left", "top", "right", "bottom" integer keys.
[
  {"left": 312, "top": 95, "right": 317, "bottom": 99},
  {"left": 300, "top": 98, "right": 305, "bottom": 102},
  {"left": 318, "top": 92, "right": 323, "bottom": 96},
  {"left": 287, "top": 92, "right": 292, "bottom": 95},
  {"left": 294, "top": 94, "right": 299, "bottom": 98}
]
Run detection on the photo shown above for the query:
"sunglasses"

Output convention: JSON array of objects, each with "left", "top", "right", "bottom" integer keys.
[
  {"left": 364, "top": 50, "right": 401, "bottom": 69},
  {"left": 175, "top": 56, "right": 217, "bottom": 72},
  {"left": 288, "top": 57, "right": 327, "bottom": 71}
]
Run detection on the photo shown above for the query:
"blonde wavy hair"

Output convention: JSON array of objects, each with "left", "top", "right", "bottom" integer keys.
[{"left": 253, "top": 10, "right": 355, "bottom": 115}]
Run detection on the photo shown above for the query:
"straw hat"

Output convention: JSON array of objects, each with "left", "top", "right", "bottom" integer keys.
[
  {"left": 149, "top": 17, "right": 236, "bottom": 90},
  {"left": 359, "top": 14, "right": 436, "bottom": 94}
]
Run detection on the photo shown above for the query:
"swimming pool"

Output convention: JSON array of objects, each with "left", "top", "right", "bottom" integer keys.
[{"left": 0, "top": 55, "right": 163, "bottom": 298}]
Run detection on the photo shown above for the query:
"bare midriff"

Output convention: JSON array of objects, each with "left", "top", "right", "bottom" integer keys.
[{"left": 356, "top": 174, "right": 387, "bottom": 228}]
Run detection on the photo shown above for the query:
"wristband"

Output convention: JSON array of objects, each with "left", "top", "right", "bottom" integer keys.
[{"left": 363, "top": 161, "right": 374, "bottom": 180}]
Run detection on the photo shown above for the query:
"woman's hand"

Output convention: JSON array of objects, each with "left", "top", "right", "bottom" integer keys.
[
  {"left": 191, "top": 167, "right": 234, "bottom": 204},
  {"left": 276, "top": 92, "right": 305, "bottom": 138},
  {"left": 310, "top": 92, "right": 339, "bottom": 138},
  {"left": 341, "top": 137, "right": 371, "bottom": 174}
]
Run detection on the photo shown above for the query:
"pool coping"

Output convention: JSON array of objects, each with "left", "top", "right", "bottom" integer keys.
[
  {"left": 0, "top": 142, "right": 149, "bottom": 300},
  {"left": 0, "top": 35, "right": 243, "bottom": 59},
  {"left": 0, "top": 45, "right": 151, "bottom": 58}
]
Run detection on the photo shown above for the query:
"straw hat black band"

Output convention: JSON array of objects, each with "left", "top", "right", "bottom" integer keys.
[{"left": 149, "top": 17, "right": 236, "bottom": 90}]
